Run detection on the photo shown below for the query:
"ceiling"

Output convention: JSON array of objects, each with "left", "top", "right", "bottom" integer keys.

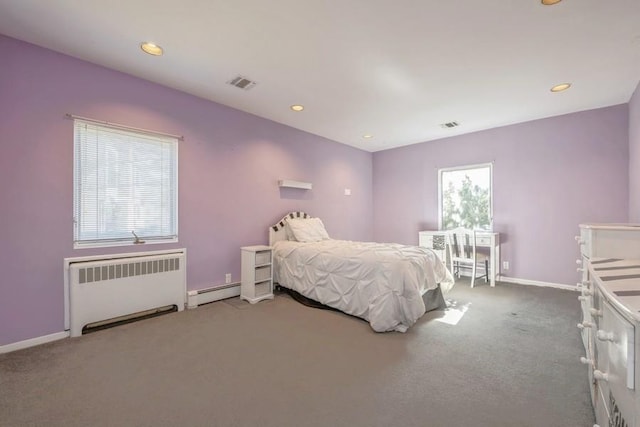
[{"left": 1, "top": 0, "right": 639, "bottom": 152}]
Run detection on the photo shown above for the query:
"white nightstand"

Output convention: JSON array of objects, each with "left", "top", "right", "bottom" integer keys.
[{"left": 240, "top": 245, "right": 274, "bottom": 304}]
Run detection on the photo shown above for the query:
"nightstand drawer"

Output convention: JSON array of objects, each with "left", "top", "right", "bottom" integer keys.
[
  {"left": 255, "top": 265, "right": 271, "bottom": 282},
  {"left": 255, "top": 281, "right": 272, "bottom": 297},
  {"left": 255, "top": 251, "right": 271, "bottom": 266}
]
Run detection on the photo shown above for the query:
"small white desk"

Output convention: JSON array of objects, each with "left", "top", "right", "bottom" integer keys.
[{"left": 419, "top": 230, "right": 501, "bottom": 287}]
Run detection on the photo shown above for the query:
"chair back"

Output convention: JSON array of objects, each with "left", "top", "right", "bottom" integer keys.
[{"left": 448, "top": 228, "right": 476, "bottom": 262}]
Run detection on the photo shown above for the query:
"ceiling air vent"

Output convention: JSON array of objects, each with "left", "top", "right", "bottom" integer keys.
[
  {"left": 227, "top": 75, "right": 257, "bottom": 90},
  {"left": 440, "top": 121, "right": 460, "bottom": 129}
]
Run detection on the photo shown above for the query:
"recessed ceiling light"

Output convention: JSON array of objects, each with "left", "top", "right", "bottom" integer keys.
[
  {"left": 363, "top": 134, "right": 373, "bottom": 139},
  {"left": 541, "top": 0, "right": 562, "bottom": 5},
  {"left": 550, "top": 83, "right": 571, "bottom": 92},
  {"left": 140, "top": 42, "right": 163, "bottom": 56},
  {"left": 290, "top": 105, "right": 304, "bottom": 112}
]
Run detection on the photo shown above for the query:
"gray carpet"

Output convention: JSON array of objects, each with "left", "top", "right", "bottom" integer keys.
[{"left": 0, "top": 281, "right": 594, "bottom": 427}]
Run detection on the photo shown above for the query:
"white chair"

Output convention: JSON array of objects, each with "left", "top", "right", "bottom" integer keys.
[{"left": 448, "top": 228, "right": 490, "bottom": 288}]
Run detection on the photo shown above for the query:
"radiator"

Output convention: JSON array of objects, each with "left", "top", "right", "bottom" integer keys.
[{"left": 68, "top": 250, "right": 186, "bottom": 337}]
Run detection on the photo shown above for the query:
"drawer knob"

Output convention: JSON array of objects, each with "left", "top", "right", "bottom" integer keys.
[
  {"left": 575, "top": 236, "right": 586, "bottom": 245},
  {"left": 576, "top": 281, "right": 590, "bottom": 291},
  {"left": 596, "top": 330, "right": 615, "bottom": 342},
  {"left": 577, "top": 322, "right": 593, "bottom": 329},
  {"left": 579, "top": 356, "right": 593, "bottom": 366},
  {"left": 577, "top": 267, "right": 585, "bottom": 273},
  {"left": 589, "top": 308, "right": 602, "bottom": 317},
  {"left": 576, "top": 259, "right": 582, "bottom": 266},
  {"left": 593, "top": 370, "right": 609, "bottom": 382},
  {"left": 582, "top": 289, "right": 594, "bottom": 296}
]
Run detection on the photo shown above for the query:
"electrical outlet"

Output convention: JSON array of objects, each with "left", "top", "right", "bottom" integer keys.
[
  {"left": 225, "top": 273, "right": 231, "bottom": 284},
  {"left": 344, "top": 188, "right": 351, "bottom": 196},
  {"left": 503, "top": 261, "right": 510, "bottom": 270}
]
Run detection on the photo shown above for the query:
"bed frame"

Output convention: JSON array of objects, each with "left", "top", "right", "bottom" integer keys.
[{"left": 269, "top": 211, "right": 311, "bottom": 246}]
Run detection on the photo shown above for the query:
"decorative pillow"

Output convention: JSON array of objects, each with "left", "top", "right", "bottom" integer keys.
[{"left": 287, "top": 217, "right": 330, "bottom": 242}]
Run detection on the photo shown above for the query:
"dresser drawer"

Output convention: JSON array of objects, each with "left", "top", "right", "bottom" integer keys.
[
  {"left": 595, "top": 300, "right": 635, "bottom": 426},
  {"left": 578, "top": 305, "right": 592, "bottom": 354},
  {"left": 602, "top": 301, "right": 635, "bottom": 389},
  {"left": 578, "top": 287, "right": 594, "bottom": 353},
  {"left": 579, "top": 227, "right": 591, "bottom": 258}
]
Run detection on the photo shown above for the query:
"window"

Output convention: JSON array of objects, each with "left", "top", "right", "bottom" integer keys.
[
  {"left": 438, "top": 163, "right": 492, "bottom": 231},
  {"left": 73, "top": 119, "right": 178, "bottom": 248}
]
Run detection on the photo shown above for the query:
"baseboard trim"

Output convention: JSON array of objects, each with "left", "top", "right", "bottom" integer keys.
[
  {"left": 499, "top": 276, "right": 578, "bottom": 291},
  {"left": 0, "top": 331, "right": 69, "bottom": 354},
  {"left": 187, "top": 282, "right": 241, "bottom": 308}
]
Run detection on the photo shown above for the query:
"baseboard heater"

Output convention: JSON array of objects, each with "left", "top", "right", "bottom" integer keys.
[
  {"left": 66, "top": 249, "right": 186, "bottom": 337},
  {"left": 187, "top": 282, "right": 240, "bottom": 308}
]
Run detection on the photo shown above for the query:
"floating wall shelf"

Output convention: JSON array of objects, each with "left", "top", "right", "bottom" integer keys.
[{"left": 278, "top": 179, "right": 312, "bottom": 190}]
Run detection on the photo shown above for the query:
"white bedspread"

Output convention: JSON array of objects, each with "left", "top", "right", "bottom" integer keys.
[{"left": 273, "top": 239, "right": 455, "bottom": 333}]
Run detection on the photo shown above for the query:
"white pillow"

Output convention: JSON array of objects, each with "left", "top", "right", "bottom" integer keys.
[
  {"left": 284, "top": 221, "right": 296, "bottom": 241},
  {"left": 287, "top": 217, "right": 330, "bottom": 242}
]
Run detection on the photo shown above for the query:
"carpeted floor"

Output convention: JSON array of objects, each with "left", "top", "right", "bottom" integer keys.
[{"left": 0, "top": 280, "right": 595, "bottom": 427}]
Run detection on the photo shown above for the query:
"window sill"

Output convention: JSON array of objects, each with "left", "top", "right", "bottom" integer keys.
[{"left": 74, "top": 237, "right": 178, "bottom": 250}]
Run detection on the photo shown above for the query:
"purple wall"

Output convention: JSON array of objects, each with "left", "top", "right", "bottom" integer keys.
[
  {"left": 372, "top": 106, "right": 629, "bottom": 286},
  {"left": 0, "top": 36, "right": 373, "bottom": 345},
  {"left": 630, "top": 81, "right": 640, "bottom": 221}
]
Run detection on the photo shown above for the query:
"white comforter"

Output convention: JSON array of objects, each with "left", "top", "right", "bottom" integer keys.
[{"left": 273, "top": 239, "right": 454, "bottom": 332}]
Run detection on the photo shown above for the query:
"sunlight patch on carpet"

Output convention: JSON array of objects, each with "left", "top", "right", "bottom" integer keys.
[{"left": 435, "top": 300, "right": 471, "bottom": 325}]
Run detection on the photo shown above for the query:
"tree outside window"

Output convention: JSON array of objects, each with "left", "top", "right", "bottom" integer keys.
[{"left": 439, "top": 164, "right": 492, "bottom": 230}]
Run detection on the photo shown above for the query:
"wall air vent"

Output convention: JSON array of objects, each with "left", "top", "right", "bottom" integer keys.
[
  {"left": 227, "top": 75, "right": 257, "bottom": 90},
  {"left": 440, "top": 121, "right": 459, "bottom": 129}
]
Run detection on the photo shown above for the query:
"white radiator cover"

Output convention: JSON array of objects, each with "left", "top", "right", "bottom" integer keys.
[{"left": 66, "top": 249, "right": 186, "bottom": 337}]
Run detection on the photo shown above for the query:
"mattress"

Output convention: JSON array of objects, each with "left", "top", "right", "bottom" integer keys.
[{"left": 273, "top": 239, "right": 455, "bottom": 332}]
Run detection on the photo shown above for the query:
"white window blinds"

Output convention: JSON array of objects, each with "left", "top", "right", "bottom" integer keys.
[{"left": 73, "top": 120, "right": 178, "bottom": 247}]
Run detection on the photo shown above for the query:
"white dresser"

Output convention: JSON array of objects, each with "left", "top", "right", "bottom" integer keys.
[
  {"left": 587, "top": 260, "right": 640, "bottom": 427},
  {"left": 577, "top": 224, "right": 640, "bottom": 279},
  {"left": 576, "top": 223, "right": 640, "bottom": 426}
]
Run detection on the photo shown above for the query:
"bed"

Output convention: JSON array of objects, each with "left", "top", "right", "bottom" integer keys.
[{"left": 269, "top": 212, "right": 455, "bottom": 332}]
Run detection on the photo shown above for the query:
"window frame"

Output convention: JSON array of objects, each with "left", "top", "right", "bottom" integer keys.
[
  {"left": 437, "top": 162, "right": 493, "bottom": 231},
  {"left": 72, "top": 119, "right": 179, "bottom": 249}
]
